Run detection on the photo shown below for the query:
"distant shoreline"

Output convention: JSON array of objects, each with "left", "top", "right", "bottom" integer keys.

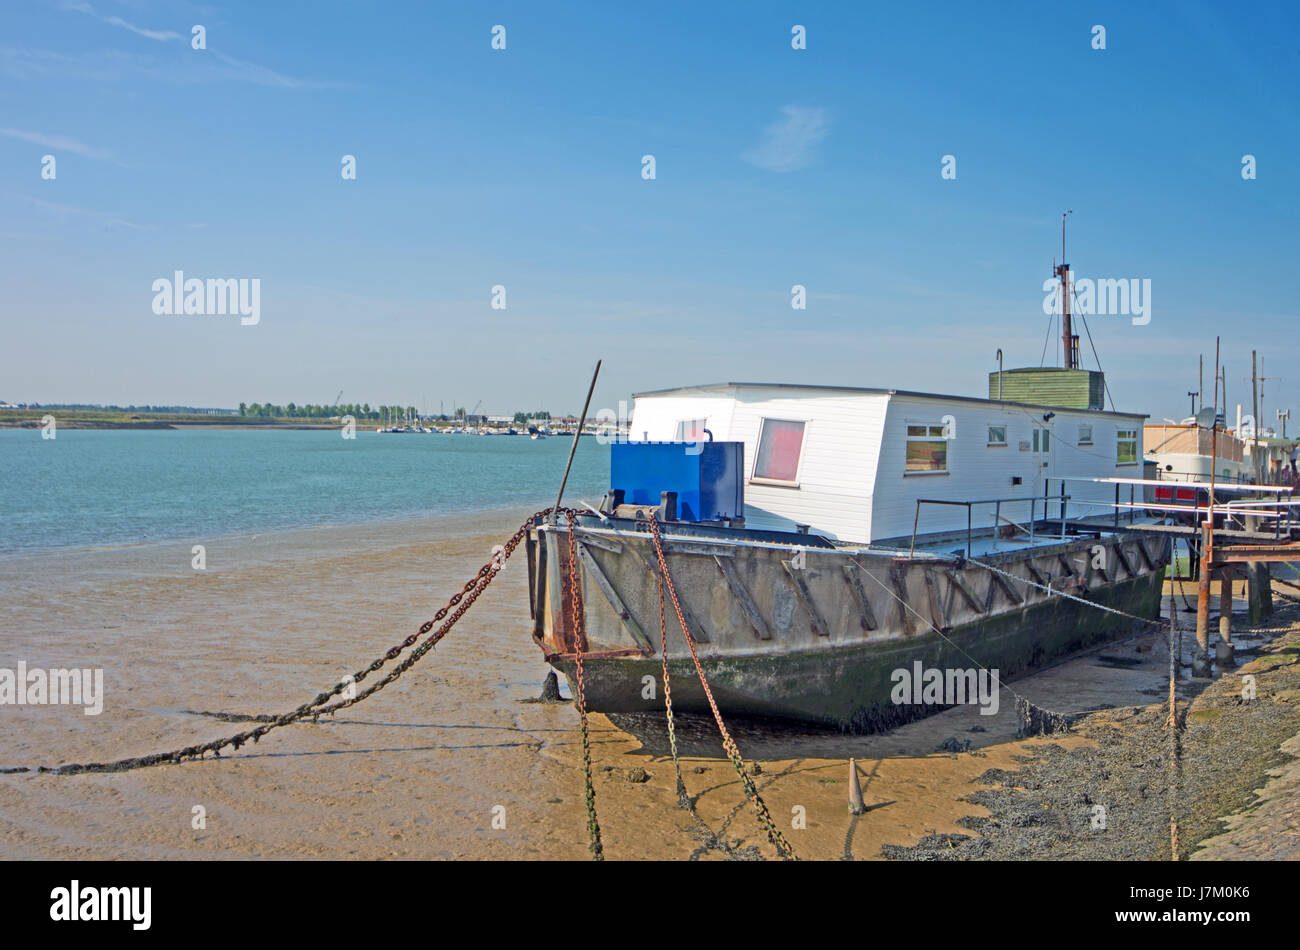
[
  {"left": 0, "top": 410, "right": 341, "bottom": 430},
  {"left": 0, "top": 413, "right": 514, "bottom": 432}
]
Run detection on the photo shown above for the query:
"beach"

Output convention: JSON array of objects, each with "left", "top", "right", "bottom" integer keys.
[{"left": 4, "top": 501, "right": 1297, "bottom": 860}]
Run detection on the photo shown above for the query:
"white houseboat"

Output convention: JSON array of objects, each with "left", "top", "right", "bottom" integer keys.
[{"left": 525, "top": 372, "right": 1170, "bottom": 731}]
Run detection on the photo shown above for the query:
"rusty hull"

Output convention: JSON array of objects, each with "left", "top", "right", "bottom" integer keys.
[{"left": 525, "top": 515, "right": 1170, "bottom": 732}]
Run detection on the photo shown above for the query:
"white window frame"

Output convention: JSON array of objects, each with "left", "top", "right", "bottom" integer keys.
[
  {"left": 750, "top": 418, "right": 808, "bottom": 487},
  {"left": 987, "top": 424, "right": 1008, "bottom": 447},
  {"left": 1078, "top": 423, "right": 1094, "bottom": 445},
  {"left": 905, "top": 422, "right": 950, "bottom": 476},
  {"left": 1116, "top": 428, "right": 1139, "bottom": 465}
]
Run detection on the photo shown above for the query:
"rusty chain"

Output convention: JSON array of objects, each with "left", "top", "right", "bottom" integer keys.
[
  {"left": 655, "top": 554, "right": 690, "bottom": 808},
  {"left": 646, "top": 513, "right": 796, "bottom": 860},
  {"left": 565, "top": 509, "right": 604, "bottom": 860},
  {"left": 7, "top": 509, "right": 557, "bottom": 775}
]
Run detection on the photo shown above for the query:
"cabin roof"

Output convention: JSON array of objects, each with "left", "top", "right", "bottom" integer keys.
[{"left": 631, "top": 381, "right": 1148, "bottom": 420}]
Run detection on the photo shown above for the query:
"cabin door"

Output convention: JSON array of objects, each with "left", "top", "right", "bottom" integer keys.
[{"left": 1031, "top": 423, "right": 1054, "bottom": 480}]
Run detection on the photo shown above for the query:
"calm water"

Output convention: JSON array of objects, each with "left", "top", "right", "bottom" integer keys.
[{"left": 0, "top": 429, "right": 606, "bottom": 556}]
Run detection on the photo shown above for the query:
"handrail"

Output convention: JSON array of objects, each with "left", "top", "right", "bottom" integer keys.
[{"left": 911, "top": 493, "right": 1072, "bottom": 558}]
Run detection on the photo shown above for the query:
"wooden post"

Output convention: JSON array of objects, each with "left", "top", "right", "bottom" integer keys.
[
  {"left": 1244, "top": 513, "right": 1273, "bottom": 626},
  {"left": 1248, "top": 562, "right": 1274, "bottom": 625},
  {"left": 1193, "top": 520, "right": 1213, "bottom": 678},
  {"left": 1194, "top": 338, "right": 1221, "bottom": 679},
  {"left": 1216, "top": 566, "right": 1234, "bottom": 668},
  {"left": 848, "top": 758, "right": 865, "bottom": 815}
]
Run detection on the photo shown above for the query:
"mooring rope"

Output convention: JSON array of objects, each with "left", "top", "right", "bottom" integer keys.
[
  {"left": 1, "top": 509, "right": 555, "bottom": 775},
  {"left": 850, "top": 559, "right": 1076, "bottom": 737},
  {"left": 646, "top": 513, "right": 797, "bottom": 860}
]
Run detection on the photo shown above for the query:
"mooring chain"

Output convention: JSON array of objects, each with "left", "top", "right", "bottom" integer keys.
[
  {"left": 564, "top": 509, "right": 604, "bottom": 860},
  {"left": 5, "top": 509, "right": 556, "bottom": 776},
  {"left": 646, "top": 513, "right": 797, "bottom": 860}
]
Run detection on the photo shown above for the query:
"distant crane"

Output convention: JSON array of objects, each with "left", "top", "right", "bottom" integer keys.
[
  {"left": 470, "top": 399, "right": 483, "bottom": 419},
  {"left": 332, "top": 390, "right": 344, "bottom": 408}
]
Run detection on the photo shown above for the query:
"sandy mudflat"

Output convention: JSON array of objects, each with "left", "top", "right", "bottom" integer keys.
[{"left": 2, "top": 509, "right": 1296, "bottom": 860}]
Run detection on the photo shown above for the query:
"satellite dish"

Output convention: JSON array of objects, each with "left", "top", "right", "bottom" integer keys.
[{"left": 1195, "top": 407, "right": 1217, "bottom": 427}]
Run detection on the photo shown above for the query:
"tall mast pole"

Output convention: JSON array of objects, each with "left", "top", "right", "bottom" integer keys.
[
  {"left": 1054, "top": 211, "right": 1077, "bottom": 369},
  {"left": 1253, "top": 351, "right": 1260, "bottom": 483},
  {"left": 1199, "top": 355, "right": 1203, "bottom": 416}
]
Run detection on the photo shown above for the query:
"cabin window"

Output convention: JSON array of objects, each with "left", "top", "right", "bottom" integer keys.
[
  {"left": 752, "top": 419, "right": 805, "bottom": 483},
  {"left": 1032, "top": 429, "right": 1051, "bottom": 452},
  {"left": 1117, "top": 428, "right": 1138, "bottom": 464},
  {"left": 676, "top": 418, "right": 707, "bottom": 441},
  {"left": 906, "top": 424, "right": 948, "bottom": 474},
  {"left": 987, "top": 425, "right": 1007, "bottom": 446},
  {"left": 1078, "top": 424, "right": 1093, "bottom": 445}
]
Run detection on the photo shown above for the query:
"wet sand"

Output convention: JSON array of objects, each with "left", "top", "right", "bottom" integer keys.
[{"left": 2, "top": 509, "right": 1297, "bottom": 860}]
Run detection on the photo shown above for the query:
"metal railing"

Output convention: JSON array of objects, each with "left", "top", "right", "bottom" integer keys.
[{"left": 910, "top": 490, "right": 1073, "bottom": 558}]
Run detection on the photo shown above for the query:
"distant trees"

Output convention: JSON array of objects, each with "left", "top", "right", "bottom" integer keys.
[{"left": 232, "top": 401, "right": 547, "bottom": 423}]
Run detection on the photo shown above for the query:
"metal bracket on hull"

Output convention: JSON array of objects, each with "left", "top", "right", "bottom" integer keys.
[
  {"left": 1136, "top": 538, "right": 1159, "bottom": 571},
  {"left": 577, "top": 542, "right": 655, "bottom": 654},
  {"left": 840, "top": 560, "right": 879, "bottom": 632},
  {"left": 889, "top": 563, "right": 916, "bottom": 637},
  {"left": 781, "top": 560, "right": 830, "bottom": 637},
  {"left": 945, "top": 569, "right": 986, "bottom": 614},
  {"left": 985, "top": 565, "right": 1026, "bottom": 608},
  {"left": 1111, "top": 542, "right": 1136, "bottom": 580},
  {"left": 617, "top": 541, "right": 711, "bottom": 643},
  {"left": 715, "top": 555, "right": 774, "bottom": 640},
  {"left": 577, "top": 532, "right": 624, "bottom": 555},
  {"left": 923, "top": 568, "right": 950, "bottom": 632}
]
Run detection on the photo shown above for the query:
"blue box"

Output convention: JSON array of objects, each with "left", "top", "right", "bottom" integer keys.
[{"left": 610, "top": 441, "right": 744, "bottom": 522}]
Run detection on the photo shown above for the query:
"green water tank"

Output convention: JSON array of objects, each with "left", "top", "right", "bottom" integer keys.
[{"left": 988, "top": 367, "right": 1105, "bottom": 410}]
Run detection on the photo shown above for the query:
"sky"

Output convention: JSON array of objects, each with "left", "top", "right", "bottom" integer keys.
[{"left": 1, "top": 0, "right": 1297, "bottom": 424}]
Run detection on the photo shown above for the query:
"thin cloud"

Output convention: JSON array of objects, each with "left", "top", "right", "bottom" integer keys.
[
  {"left": 742, "top": 106, "right": 830, "bottom": 172},
  {"left": 24, "top": 194, "right": 150, "bottom": 231},
  {"left": 63, "top": 2, "right": 181, "bottom": 42},
  {"left": 211, "top": 52, "right": 344, "bottom": 89},
  {"left": 0, "top": 46, "right": 345, "bottom": 90},
  {"left": 0, "top": 127, "right": 109, "bottom": 158}
]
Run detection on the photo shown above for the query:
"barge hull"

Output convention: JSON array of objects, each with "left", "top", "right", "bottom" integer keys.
[
  {"left": 529, "top": 517, "right": 1170, "bottom": 733},
  {"left": 551, "top": 571, "right": 1163, "bottom": 731}
]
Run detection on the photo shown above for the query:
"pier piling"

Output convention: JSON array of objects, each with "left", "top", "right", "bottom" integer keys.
[
  {"left": 1217, "top": 567, "right": 1234, "bottom": 668},
  {"left": 1193, "top": 522, "right": 1213, "bottom": 678}
]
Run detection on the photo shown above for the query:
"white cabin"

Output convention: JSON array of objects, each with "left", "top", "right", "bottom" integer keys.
[{"left": 629, "top": 382, "right": 1148, "bottom": 544}]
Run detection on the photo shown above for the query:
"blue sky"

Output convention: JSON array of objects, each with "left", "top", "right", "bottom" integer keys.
[{"left": 1, "top": 0, "right": 1296, "bottom": 423}]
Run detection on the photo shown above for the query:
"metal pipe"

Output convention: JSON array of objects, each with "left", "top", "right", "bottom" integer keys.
[{"left": 551, "top": 359, "right": 602, "bottom": 524}]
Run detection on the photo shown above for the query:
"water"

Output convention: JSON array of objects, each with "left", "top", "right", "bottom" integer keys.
[{"left": 0, "top": 429, "right": 607, "bottom": 556}]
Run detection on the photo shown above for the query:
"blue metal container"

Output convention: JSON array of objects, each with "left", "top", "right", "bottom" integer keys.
[{"left": 610, "top": 441, "right": 744, "bottom": 522}]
